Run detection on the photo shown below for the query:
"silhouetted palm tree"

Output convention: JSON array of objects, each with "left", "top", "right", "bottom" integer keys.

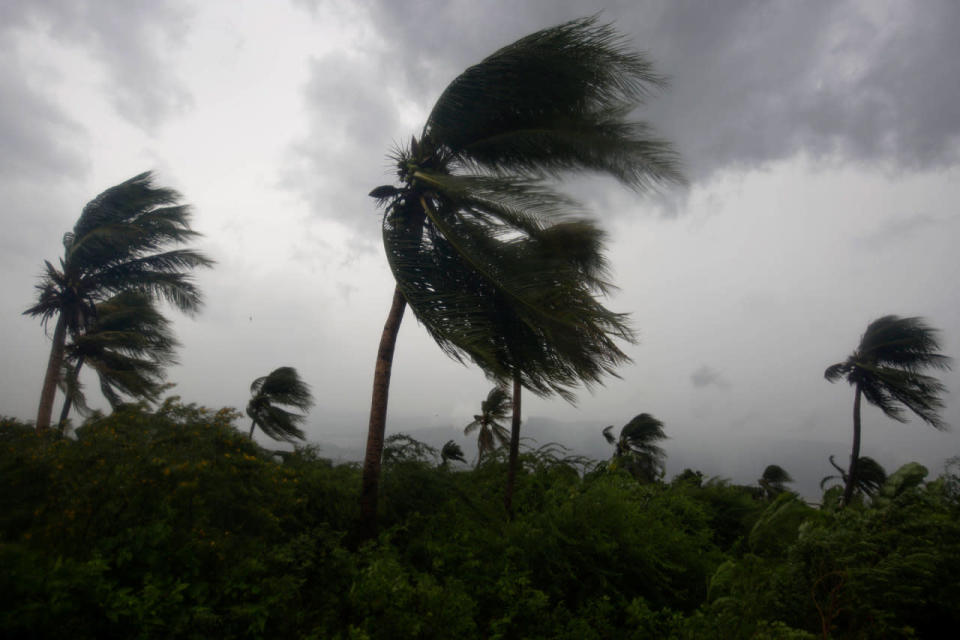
[
  {"left": 58, "top": 290, "right": 179, "bottom": 427},
  {"left": 361, "top": 17, "right": 682, "bottom": 535},
  {"left": 821, "top": 455, "right": 887, "bottom": 499},
  {"left": 25, "top": 172, "right": 212, "bottom": 431},
  {"left": 440, "top": 440, "right": 466, "bottom": 467},
  {"left": 602, "top": 413, "right": 668, "bottom": 483},
  {"left": 825, "top": 315, "right": 950, "bottom": 505},
  {"left": 464, "top": 386, "right": 512, "bottom": 467},
  {"left": 758, "top": 464, "right": 793, "bottom": 499},
  {"left": 246, "top": 367, "right": 313, "bottom": 442}
]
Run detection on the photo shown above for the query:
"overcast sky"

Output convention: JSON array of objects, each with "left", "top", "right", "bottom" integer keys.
[{"left": 3, "top": 0, "right": 959, "bottom": 494}]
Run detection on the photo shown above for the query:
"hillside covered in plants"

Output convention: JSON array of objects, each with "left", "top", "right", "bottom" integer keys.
[{"left": 3, "top": 402, "right": 959, "bottom": 639}]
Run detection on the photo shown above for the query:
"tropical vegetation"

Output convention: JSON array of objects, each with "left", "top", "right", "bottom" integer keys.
[
  {"left": 24, "top": 172, "right": 212, "bottom": 431},
  {"left": 825, "top": 315, "right": 951, "bottom": 505},
  {"left": 3, "top": 404, "right": 959, "bottom": 639},
  {"left": 463, "top": 386, "right": 511, "bottom": 467},
  {"left": 246, "top": 367, "right": 313, "bottom": 442},
  {"left": 363, "top": 15, "right": 682, "bottom": 535},
  {"left": 602, "top": 413, "right": 668, "bottom": 483}
]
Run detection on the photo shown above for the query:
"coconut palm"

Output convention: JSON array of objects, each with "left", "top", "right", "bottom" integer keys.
[
  {"left": 602, "top": 413, "right": 668, "bottom": 483},
  {"left": 246, "top": 367, "right": 313, "bottom": 442},
  {"left": 758, "top": 464, "right": 793, "bottom": 500},
  {"left": 440, "top": 440, "right": 466, "bottom": 467},
  {"left": 821, "top": 455, "right": 887, "bottom": 499},
  {"left": 361, "top": 17, "right": 682, "bottom": 534},
  {"left": 57, "top": 290, "right": 179, "bottom": 428},
  {"left": 25, "top": 172, "right": 213, "bottom": 431},
  {"left": 464, "top": 386, "right": 512, "bottom": 467},
  {"left": 825, "top": 315, "right": 951, "bottom": 505}
]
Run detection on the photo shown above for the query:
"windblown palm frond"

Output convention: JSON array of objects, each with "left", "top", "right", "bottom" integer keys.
[
  {"left": 603, "top": 413, "right": 667, "bottom": 483},
  {"left": 247, "top": 367, "right": 313, "bottom": 443},
  {"left": 825, "top": 315, "right": 950, "bottom": 505},
  {"left": 821, "top": 455, "right": 887, "bottom": 498},
  {"left": 59, "top": 290, "right": 179, "bottom": 422}
]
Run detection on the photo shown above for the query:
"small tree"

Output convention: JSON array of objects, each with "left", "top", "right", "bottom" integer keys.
[
  {"left": 463, "top": 386, "right": 511, "bottom": 467},
  {"left": 825, "top": 315, "right": 950, "bottom": 506},
  {"left": 602, "top": 413, "right": 667, "bottom": 483},
  {"left": 246, "top": 367, "right": 313, "bottom": 442},
  {"left": 758, "top": 464, "right": 793, "bottom": 500}
]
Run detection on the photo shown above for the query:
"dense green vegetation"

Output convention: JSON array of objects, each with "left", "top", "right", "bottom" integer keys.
[{"left": 3, "top": 403, "right": 958, "bottom": 639}]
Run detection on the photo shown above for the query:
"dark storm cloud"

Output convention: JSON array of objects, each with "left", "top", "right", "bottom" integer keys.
[
  {"left": 691, "top": 365, "right": 729, "bottom": 390},
  {"left": 342, "top": 0, "right": 960, "bottom": 184},
  {"left": 1, "top": 0, "right": 192, "bottom": 131}
]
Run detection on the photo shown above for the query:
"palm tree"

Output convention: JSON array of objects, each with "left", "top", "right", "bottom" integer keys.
[
  {"left": 246, "top": 367, "right": 313, "bottom": 442},
  {"left": 825, "top": 315, "right": 951, "bottom": 506},
  {"left": 464, "top": 386, "right": 512, "bottom": 467},
  {"left": 57, "top": 290, "right": 179, "bottom": 428},
  {"left": 25, "top": 172, "right": 213, "bottom": 431},
  {"left": 361, "top": 17, "right": 682, "bottom": 534},
  {"left": 440, "top": 440, "right": 466, "bottom": 467},
  {"left": 820, "top": 455, "right": 887, "bottom": 499},
  {"left": 602, "top": 413, "right": 668, "bottom": 483},
  {"left": 758, "top": 464, "right": 793, "bottom": 500}
]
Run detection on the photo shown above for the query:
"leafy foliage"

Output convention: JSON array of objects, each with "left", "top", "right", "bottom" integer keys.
[{"left": 2, "top": 404, "right": 958, "bottom": 638}]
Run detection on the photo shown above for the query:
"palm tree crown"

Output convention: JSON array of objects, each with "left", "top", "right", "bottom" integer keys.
[
  {"left": 602, "top": 413, "right": 668, "bottom": 482},
  {"left": 825, "top": 315, "right": 950, "bottom": 505},
  {"left": 246, "top": 367, "right": 314, "bottom": 443},
  {"left": 758, "top": 464, "right": 794, "bottom": 499},
  {"left": 26, "top": 172, "right": 213, "bottom": 430},
  {"left": 464, "top": 386, "right": 512, "bottom": 466}
]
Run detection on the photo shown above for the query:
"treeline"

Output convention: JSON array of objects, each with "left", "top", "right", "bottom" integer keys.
[{"left": 2, "top": 403, "right": 958, "bottom": 638}]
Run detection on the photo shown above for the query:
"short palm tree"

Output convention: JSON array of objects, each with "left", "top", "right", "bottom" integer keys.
[
  {"left": 825, "top": 315, "right": 951, "bottom": 505},
  {"left": 58, "top": 290, "right": 179, "bottom": 427},
  {"left": 440, "top": 440, "right": 466, "bottom": 467},
  {"left": 602, "top": 413, "right": 668, "bottom": 483},
  {"left": 25, "top": 172, "right": 213, "bottom": 431},
  {"left": 361, "top": 16, "right": 682, "bottom": 534},
  {"left": 758, "top": 464, "right": 793, "bottom": 499},
  {"left": 464, "top": 386, "right": 512, "bottom": 467},
  {"left": 246, "top": 367, "right": 313, "bottom": 442},
  {"left": 821, "top": 455, "right": 887, "bottom": 499}
]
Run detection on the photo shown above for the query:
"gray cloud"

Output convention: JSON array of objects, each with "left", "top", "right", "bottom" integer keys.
[
  {"left": 1, "top": 0, "right": 193, "bottom": 131},
  {"left": 691, "top": 365, "right": 730, "bottom": 390},
  {"left": 342, "top": 0, "right": 960, "bottom": 188}
]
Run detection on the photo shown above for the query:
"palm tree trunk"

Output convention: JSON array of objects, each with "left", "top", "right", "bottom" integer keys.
[
  {"left": 249, "top": 419, "right": 257, "bottom": 439},
  {"left": 359, "top": 285, "right": 408, "bottom": 539},
  {"left": 842, "top": 383, "right": 863, "bottom": 506},
  {"left": 56, "top": 355, "right": 85, "bottom": 432},
  {"left": 504, "top": 372, "right": 522, "bottom": 519},
  {"left": 36, "top": 314, "right": 68, "bottom": 432}
]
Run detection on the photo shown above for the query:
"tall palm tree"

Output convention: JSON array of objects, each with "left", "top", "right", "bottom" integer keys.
[
  {"left": 825, "top": 315, "right": 951, "bottom": 505},
  {"left": 246, "top": 367, "right": 313, "bottom": 442},
  {"left": 25, "top": 172, "right": 213, "bottom": 431},
  {"left": 464, "top": 386, "right": 512, "bottom": 467},
  {"left": 758, "top": 464, "right": 793, "bottom": 500},
  {"left": 362, "top": 17, "right": 682, "bottom": 534},
  {"left": 602, "top": 413, "right": 668, "bottom": 483},
  {"left": 57, "top": 290, "right": 179, "bottom": 427}
]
